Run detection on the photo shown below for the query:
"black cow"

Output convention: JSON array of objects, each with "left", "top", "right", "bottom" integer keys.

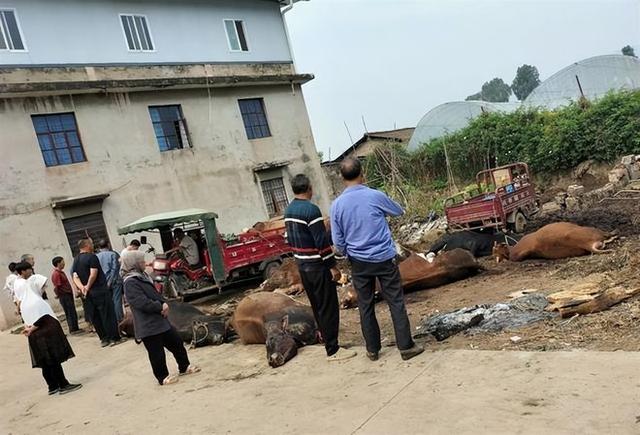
[
  {"left": 119, "top": 301, "right": 228, "bottom": 347},
  {"left": 428, "top": 230, "right": 519, "bottom": 258}
]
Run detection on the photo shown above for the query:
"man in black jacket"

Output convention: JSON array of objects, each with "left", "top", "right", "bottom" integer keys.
[{"left": 284, "top": 174, "right": 356, "bottom": 362}]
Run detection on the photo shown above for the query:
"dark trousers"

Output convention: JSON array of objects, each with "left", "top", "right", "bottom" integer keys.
[
  {"left": 142, "top": 327, "right": 190, "bottom": 385},
  {"left": 111, "top": 281, "right": 124, "bottom": 323},
  {"left": 42, "top": 363, "right": 69, "bottom": 392},
  {"left": 299, "top": 266, "right": 340, "bottom": 356},
  {"left": 350, "top": 257, "right": 414, "bottom": 353},
  {"left": 86, "top": 288, "right": 120, "bottom": 342},
  {"left": 59, "top": 293, "right": 79, "bottom": 332}
]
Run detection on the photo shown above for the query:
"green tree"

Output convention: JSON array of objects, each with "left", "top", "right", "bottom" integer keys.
[
  {"left": 465, "top": 78, "right": 512, "bottom": 102},
  {"left": 622, "top": 45, "right": 636, "bottom": 57},
  {"left": 511, "top": 64, "right": 541, "bottom": 100}
]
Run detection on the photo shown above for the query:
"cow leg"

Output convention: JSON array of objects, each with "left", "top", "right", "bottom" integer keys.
[
  {"left": 375, "top": 260, "right": 415, "bottom": 352},
  {"left": 162, "top": 327, "right": 191, "bottom": 374},
  {"left": 351, "top": 259, "right": 382, "bottom": 354},
  {"left": 299, "top": 268, "right": 340, "bottom": 356}
]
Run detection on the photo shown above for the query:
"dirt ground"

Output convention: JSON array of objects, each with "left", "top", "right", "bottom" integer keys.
[
  {"left": 198, "top": 200, "right": 640, "bottom": 354},
  {"left": 3, "top": 331, "right": 640, "bottom": 435}
]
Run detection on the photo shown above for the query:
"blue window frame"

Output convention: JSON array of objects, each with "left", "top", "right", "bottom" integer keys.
[
  {"left": 238, "top": 98, "right": 271, "bottom": 140},
  {"left": 148, "top": 105, "right": 190, "bottom": 152},
  {"left": 31, "top": 113, "right": 86, "bottom": 167}
]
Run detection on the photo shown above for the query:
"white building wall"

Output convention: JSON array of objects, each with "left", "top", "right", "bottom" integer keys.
[
  {"left": 0, "top": 0, "right": 291, "bottom": 65},
  {"left": 0, "top": 83, "right": 329, "bottom": 328}
]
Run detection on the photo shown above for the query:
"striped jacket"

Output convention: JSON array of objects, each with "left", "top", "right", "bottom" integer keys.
[{"left": 284, "top": 198, "right": 336, "bottom": 269}]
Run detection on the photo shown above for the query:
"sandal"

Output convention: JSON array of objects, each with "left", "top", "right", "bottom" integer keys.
[
  {"left": 180, "top": 365, "right": 201, "bottom": 376},
  {"left": 161, "top": 374, "right": 179, "bottom": 385}
]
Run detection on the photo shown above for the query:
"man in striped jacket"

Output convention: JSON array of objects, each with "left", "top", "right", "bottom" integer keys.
[{"left": 284, "top": 174, "right": 357, "bottom": 362}]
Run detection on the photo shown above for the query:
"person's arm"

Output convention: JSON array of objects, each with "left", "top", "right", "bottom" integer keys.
[
  {"left": 330, "top": 202, "right": 346, "bottom": 256},
  {"left": 307, "top": 206, "right": 337, "bottom": 269},
  {"left": 376, "top": 191, "right": 404, "bottom": 217},
  {"left": 124, "top": 280, "right": 164, "bottom": 314}
]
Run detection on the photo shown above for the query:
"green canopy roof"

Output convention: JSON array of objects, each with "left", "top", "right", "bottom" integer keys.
[{"left": 117, "top": 208, "right": 218, "bottom": 235}]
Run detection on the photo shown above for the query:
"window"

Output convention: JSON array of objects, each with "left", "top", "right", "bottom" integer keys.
[
  {"left": 0, "top": 9, "right": 26, "bottom": 51},
  {"left": 224, "top": 19, "right": 248, "bottom": 52},
  {"left": 120, "top": 14, "right": 154, "bottom": 51},
  {"left": 148, "top": 105, "right": 191, "bottom": 151},
  {"left": 238, "top": 98, "right": 271, "bottom": 139},
  {"left": 31, "top": 113, "right": 86, "bottom": 167},
  {"left": 62, "top": 213, "right": 110, "bottom": 257},
  {"left": 261, "top": 178, "right": 289, "bottom": 217}
]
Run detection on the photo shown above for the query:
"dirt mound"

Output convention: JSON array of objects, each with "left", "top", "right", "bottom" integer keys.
[{"left": 530, "top": 201, "right": 638, "bottom": 237}]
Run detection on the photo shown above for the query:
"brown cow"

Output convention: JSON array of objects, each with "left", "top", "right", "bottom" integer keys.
[
  {"left": 492, "top": 222, "right": 613, "bottom": 263},
  {"left": 230, "top": 292, "right": 318, "bottom": 367},
  {"left": 340, "top": 249, "right": 483, "bottom": 308}
]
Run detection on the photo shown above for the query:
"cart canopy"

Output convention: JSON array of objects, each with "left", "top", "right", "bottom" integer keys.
[{"left": 117, "top": 209, "right": 219, "bottom": 235}]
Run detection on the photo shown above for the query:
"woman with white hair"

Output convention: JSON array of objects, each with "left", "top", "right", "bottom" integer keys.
[
  {"left": 121, "top": 251, "right": 200, "bottom": 385},
  {"left": 13, "top": 262, "right": 82, "bottom": 395}
]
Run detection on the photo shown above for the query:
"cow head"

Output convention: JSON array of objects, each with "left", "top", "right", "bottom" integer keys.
[
  {"left": 339, "top": 286, "right": 359, "bottom": 309},
  {"left": 191, "top": 317, "right": 227, "bottom": 348},
  {"left": 492, "top": 242, "right": 511, "bottom": 263},
  {"left": 264, "top": 315, "right": 298, "bottom": 368}
]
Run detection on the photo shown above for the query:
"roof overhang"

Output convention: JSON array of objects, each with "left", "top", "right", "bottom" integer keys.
[
  {"left": 118, "top": 208, "right": 218, "bottom": 235},
  {"left": 51, "top": 193, "right": 109, "bottom": 209},
  {"left": 0, "top": 73, "right": 313, "bottom": 98}
]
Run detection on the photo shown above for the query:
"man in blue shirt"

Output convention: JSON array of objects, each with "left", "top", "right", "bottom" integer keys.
[
  {"left": 96, "top": 239, "right": 124, "bottom": 323},
  {"left": 331, "top": 158, "right": 423, "bottom": 361}
]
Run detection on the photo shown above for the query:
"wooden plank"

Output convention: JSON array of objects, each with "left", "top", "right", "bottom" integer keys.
[{"left": 557, "top": 287, "right": 640, "bottom": 318}]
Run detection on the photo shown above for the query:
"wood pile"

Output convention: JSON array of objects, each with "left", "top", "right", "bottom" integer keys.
[{"left": 546, "top": 283, "right": 640, "bottom": 318}]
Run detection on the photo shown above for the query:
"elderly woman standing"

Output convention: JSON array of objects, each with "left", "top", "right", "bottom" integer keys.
[
  {"left": 121, "top": 251, "right": 200, "bottom": 385},
  {"left": 13, "top": 262, "right": 82, "bottom": 395}
]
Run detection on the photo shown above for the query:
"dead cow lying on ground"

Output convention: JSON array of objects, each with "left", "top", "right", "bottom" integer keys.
[
  {"left": 428, "top": 230, "right": 519, "bottom": 257},
  {"left": 492, "top": 222, "right": 614, "bottom": 262},
  {"left": 119, "top": 301, "right": 228, "bottom": 347},
  {"left": 230, "top": 292, "right": 318, "bottom": 368},
  {"left": 341, "top": 249, "right": 484, "bottom": 308}
]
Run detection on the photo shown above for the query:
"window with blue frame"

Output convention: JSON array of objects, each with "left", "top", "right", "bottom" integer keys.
[
  {"left": 31, "top": 113, "right": 86, "bottom": 167},
  {"left": 148, "top": 105, "right": 191, "bottom": 152},
  {"left": 238, "top": 98, "right": 271, "bottom": 140}
]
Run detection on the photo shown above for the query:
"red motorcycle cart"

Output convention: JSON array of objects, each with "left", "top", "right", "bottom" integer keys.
[
  {"left": 443, "top": 163, "right": 538, "bottom": 233},
  {"left": 117, "top": 209, "right": 292, "bottom": 297}
]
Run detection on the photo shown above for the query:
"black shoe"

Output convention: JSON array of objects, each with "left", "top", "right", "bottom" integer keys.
[
  {"left": 400, "top": 344, "right": 425, "bottom": 361},
  {"left": 48, "top": 388, "right": 59, "bottom": 395},
  {"left": 100, "top": 340, "right": 110, "bottom": 348},
  {"left": 367, "top": 351, "right": 379, "bottom": 361},
  {"left": 59, "top": 384, "right": 82, "bottom": 395}
]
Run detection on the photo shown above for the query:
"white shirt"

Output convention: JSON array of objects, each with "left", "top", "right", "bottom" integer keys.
[
  {"left": 179, "top": 236, "right": 200, "bottom": 266},
  {"left": 14, "top": 274, "right": 55, "bottom": 326},
  {"left": 3, "top": 273, "right": 17, "bottom": 302}
]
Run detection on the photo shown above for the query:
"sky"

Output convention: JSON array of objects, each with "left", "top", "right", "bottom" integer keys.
[{"left": 285, "top": 0, "right": 640, "bottom": 160}]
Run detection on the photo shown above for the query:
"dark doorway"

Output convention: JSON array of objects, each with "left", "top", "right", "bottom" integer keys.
[{"left": 62, "top": 212, "right": 110, "bottom": 256}]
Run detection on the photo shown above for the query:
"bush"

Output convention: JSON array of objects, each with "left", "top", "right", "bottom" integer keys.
[{"left": 414, "top": 90, "right": 640, "bottom": 181}]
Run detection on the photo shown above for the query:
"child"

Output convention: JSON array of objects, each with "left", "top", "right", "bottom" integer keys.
[{"left": 51, "top": 257, "right": 81, "bottom": 334}]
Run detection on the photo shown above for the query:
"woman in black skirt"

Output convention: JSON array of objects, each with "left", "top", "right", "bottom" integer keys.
[
  {"left": 121, "top": 251, "right": 200, "bottom": 385},
  {"left": 14, "top": 262, "right": 82, "bottom": 395}
]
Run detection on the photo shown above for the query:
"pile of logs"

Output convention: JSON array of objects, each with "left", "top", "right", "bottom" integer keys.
[{"left": 546, "top": 283, "right": 640, "bottom": 318}]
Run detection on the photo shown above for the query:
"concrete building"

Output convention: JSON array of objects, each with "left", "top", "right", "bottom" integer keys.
[{"left": 0, "top": 0, "right": 328, "bottom": 329}]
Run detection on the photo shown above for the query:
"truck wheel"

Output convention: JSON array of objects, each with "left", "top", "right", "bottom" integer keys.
[
  {"left": 263, "top": 261, "right": 280, "bottom": 281},
  {"left": 512, "top": 211, "right": 527, "bottom": 234}
]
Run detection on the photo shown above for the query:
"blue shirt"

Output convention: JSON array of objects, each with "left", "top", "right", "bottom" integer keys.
[
  {"left": 330, "top": 184, "right": 404, "bottom": 262},
  {"left": 96, "top": 249, "right": 121, "bottom": 287}
]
